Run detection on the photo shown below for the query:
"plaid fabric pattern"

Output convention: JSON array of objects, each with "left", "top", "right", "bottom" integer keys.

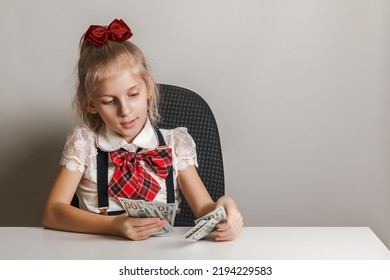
[{"left": 108, "top": 148, "right": 172, "bottom": 201}]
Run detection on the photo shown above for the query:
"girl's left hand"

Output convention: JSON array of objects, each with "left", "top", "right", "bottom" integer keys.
[{"left": 213, "top": 196, "right": 243, "bottom": 241}]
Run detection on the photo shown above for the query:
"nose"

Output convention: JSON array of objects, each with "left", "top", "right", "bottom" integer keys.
[{"left": 119, "top": 99, "right": 131, "bottom": 117}]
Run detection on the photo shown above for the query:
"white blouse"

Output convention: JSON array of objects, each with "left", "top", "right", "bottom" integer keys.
[{"left": 60, "top": 120, "right": 198, "bottom": 213}]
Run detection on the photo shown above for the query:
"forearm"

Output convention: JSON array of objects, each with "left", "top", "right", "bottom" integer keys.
[
  {"left": 42, "top": 202, "right": 118, "bottom": 236},
  {"left": 191, "top": 196, "right": 238, "bottom": 219},
  {"left": 193, "top": 201, "right": 217, "bottom": 219}
]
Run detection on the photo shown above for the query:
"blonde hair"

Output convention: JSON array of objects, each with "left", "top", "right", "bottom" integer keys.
[{"left": 74, "top": 37, "right": 160, "bottom": 133}]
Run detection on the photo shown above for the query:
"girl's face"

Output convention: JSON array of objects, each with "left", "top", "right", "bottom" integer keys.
[{"left": 87, "top": 68, "right": 151, "bottom": 143}]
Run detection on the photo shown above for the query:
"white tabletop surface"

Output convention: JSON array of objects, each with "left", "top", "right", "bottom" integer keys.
[{"left": 0, "top": 227, "right": 389, "bottom": 260}]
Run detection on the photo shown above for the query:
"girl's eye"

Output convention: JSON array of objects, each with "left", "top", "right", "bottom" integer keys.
[
  {"left": 130, "top": 92, "right": 139, "bottom": 97},
  {"left": 102, "top": 100, "right": 114, "bottom": 105}
]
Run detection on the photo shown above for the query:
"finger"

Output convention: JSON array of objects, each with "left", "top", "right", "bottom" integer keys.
[
  {"left": 214, "top": 220, "right": 243, "bottom": 241},
  {"left": 215, "top": 224, "right": 241, "bottom": 241},
  {"left": 122, "top": 218, "right": 166, "bottom": 240},
  {"left": 214, "top": 227, "right": 234, "bottom": 240},
  {"left": 130, "top": 221, "right": 166, "bottom": 240},
  {"left": 215, "top": 219, "right": 236, "bottom": 232},
  {"left": 215, "top": 221, "right": 230, "bottom": 231},
  {"left": 135, "top": 219, "right": 166, "bottom": 231},
  {"left": 133, "top": 225, "right": 165, "bottom": 240},
  {"left": 128, "top": 217, "right": 166, "bottom": 227},
  {"left": 215, "top": 232, "right": 235, "bottom": 241},
  {"left": 217, "top": 213, "right": 243, "bottom": 231},
  {"left": 213, "top": 224, "right": 233, "bottom": 240}
]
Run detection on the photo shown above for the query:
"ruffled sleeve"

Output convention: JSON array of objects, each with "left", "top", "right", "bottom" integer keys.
[
  {"left": 60, "top": 126, "right": 97, "bottom": 173},
  {"left": 164, "top": 127, "right": 198, "bottom": 171}
]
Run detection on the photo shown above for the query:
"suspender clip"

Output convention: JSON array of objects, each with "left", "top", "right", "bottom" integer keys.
[
  {"left": 99, "top": 207, "right": 109, "bottom": 215},
  {"left": 156, "top": 145, "right": 168, "bottom": 149}
]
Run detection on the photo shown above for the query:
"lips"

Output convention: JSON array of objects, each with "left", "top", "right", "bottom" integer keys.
[{"left": 120, "top": 118, "right": 137, "bottom": 129}]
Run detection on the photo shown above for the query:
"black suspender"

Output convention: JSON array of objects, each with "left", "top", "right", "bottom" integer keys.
[
  {"left": 97, "top": 128, "right": 175, "bottom": 215},
  {"left": 156, "top": 129, "right": 175, "bottom": 204},
  {"left": 97, "top": 149, "right": 109, "bottom": 211}
]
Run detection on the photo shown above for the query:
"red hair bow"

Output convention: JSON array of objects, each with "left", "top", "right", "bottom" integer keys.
[{"left": 84, "top": 19, "right": 133, "bottom": 46}]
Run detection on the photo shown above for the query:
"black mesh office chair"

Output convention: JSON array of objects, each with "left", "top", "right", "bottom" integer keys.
[{"left": 157, "top": 84, "right": 225, "bottom": 226}]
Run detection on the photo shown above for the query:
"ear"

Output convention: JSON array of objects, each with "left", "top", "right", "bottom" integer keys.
[{"left": 86, "top": 103, "right": 98, "bottom": 114}]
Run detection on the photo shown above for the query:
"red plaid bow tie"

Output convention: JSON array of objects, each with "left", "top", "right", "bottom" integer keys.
[{"left": 107, "top": 148, "right": 172, "bottom": 201}]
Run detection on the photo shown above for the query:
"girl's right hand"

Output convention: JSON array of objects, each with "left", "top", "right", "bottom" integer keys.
[{"left": 112, "top": 214, "right": 167, "bottom": 240}]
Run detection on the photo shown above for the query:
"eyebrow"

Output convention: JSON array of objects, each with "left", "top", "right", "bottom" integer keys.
[{"left": 99, "top": 83, "right": 142, "bottom": 97}]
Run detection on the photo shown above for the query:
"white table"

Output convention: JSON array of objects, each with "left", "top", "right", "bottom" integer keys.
[{"left": 0, "top": 227, "right": 389, "bottom": 260}]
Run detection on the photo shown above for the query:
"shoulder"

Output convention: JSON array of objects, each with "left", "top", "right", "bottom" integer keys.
[
  {"left": 159, "top": 127, "right": 196, "bottom": 149},
  {"left": 62, "top": 126, "right": 97, "bottom": 165},
  {"left": 66, "top": 126, "right": 96, "bottom": 141},
  {"left": 159, "top": 127, "right": 198, "bottom": 169},
  {"left": 64, "top": 126, "right": 97, "bottom": 148}
]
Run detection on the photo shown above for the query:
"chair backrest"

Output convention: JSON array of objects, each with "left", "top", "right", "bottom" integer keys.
[{"left": 157, "top": 84, "right": 225, "bottom": 226}]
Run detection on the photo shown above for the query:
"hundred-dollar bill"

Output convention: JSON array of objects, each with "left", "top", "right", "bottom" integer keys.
[
  {"left": 145, "top": 201, "right": 177, "bottom": 226},
  {"left": 180, "top": 219, "right": 207, "bottom": 240},
  {"left": 118, "top": 198, "right": 175, "bottom": 235},
  {"left": 142, "top": 202, "right": 174, "bottom": 233},
  {"left": 194, "top": 206, "right": 227, "bottom": 224},
  {"left": 181, "top": 206, "right": 227, "bottom": 241},
  {"left": 118, "top": 198, "right": 150, "bottom": 218},
  {"left": 186, "top": 218, "right": 220, "bottom": 241}
]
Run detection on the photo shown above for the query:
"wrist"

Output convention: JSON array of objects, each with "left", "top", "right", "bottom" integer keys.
[
  {"left": 216, "top": 195, "right": 236, "bottom": 207},
  {"left": 107, "top": 215, "right": 123, "bottom": 237}
]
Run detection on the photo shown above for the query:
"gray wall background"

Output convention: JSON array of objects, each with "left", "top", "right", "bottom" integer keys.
[{"left": 1, "top": 0, "right": 389, "bottom": 249}]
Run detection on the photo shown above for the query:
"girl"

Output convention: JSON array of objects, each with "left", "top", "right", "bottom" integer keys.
[{"left": 42, "top": 19, "right": 243, "bottom": 241}]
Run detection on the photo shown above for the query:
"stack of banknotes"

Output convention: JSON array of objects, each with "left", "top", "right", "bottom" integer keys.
[
  {"left": 118, "top": 198, "right": 177, "bottom": 235},
  {"left": 118, "top": 197, "right": 226, "bottom": 241},
  {"left": 180, "top": 206, "right": 226, "bottom": 241}
]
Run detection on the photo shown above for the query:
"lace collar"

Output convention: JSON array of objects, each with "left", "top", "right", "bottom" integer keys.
[{"left": 96, "top": 119, "right": 158, "bottom": 152}]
